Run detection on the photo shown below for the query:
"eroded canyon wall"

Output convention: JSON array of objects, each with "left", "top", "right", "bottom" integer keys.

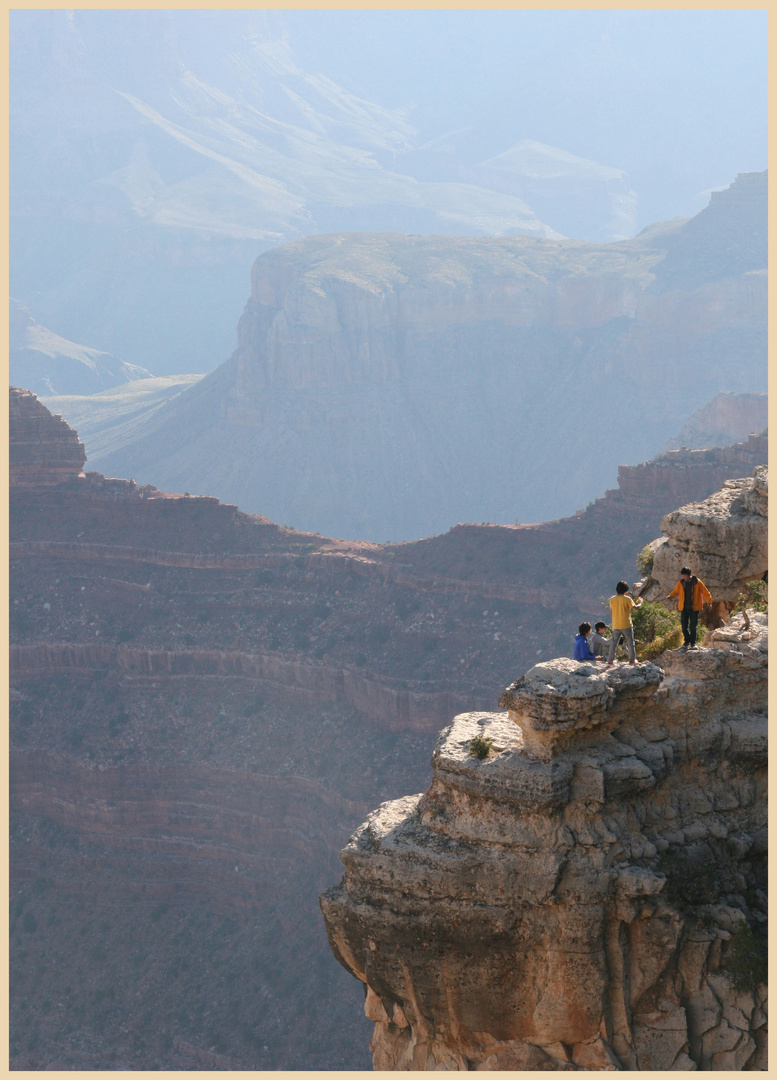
[{"left": 9, "top": 390, "right": 767, "bottom": 1069}]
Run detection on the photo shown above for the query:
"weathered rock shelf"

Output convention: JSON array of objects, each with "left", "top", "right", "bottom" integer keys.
[{"left": 321, "top": 618, "right": 767, "bottom": 1070}]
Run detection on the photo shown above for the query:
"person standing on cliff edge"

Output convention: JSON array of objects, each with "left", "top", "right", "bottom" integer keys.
[
  {"left": 666, "top": 567, "right": 712, "bottom": 651},
  {"left": 607, "top": 581, "right": 642, "bottom": 665}
]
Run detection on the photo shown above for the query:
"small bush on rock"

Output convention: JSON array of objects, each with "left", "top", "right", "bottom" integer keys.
[
  {"left": 469, "top": 735, "right": 493, "bottom": 760},
  {"left": 733, "top": 578, "right": 768, "bottom": 616}
]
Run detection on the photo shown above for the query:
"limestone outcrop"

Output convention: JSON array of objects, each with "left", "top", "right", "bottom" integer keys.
[
  {"left": 321, "top": 474, "right": 768, "bottom": 1070},
  {"left": 646, "top": 466, "right": 767, "bottom": 617},
  {"left": 321, "top": 620, "right": 767, "bottom": 1070}
]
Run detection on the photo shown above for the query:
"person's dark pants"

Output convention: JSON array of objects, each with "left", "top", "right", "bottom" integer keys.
[{"left": 681, "top": 609, "right": 699, "bottom": 646}]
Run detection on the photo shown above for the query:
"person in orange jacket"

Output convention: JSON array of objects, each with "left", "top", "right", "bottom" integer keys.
[{"left": 667, "top": 566, "right": 712, "bottom": 651}]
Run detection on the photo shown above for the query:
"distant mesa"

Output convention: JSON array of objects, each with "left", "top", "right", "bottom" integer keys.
[
  {"left": 65, "top": 171, "right": 767, "bottom": 543},
  {"left": 662, "top": 391, "right": 767, "bottom": 453}
]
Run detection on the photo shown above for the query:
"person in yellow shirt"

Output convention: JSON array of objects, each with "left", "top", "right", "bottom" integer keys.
[
  {"left": 607, "top": 580, "right": 642, "bottom": 665},
  {"left": 666, "top": 566, "right": 712, "bottom": 651}
]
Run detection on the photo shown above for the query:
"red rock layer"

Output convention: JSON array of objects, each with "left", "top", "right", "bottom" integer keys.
[{"left": 10, "top": 387, "right": 86, "bottom": 485}]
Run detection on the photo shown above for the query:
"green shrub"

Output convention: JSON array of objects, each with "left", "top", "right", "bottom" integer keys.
[
  {"left": 469, "top": 735, "right": 494, "bottom": 760},
  {"left": 721, "top": 922, "right": 768, "bottom": 991},
  {"left": 631, "top": 601, "right": 682, "bottom": 660},
  {"left": 636, "top": 544, "right": 655, "bottom": 576}
]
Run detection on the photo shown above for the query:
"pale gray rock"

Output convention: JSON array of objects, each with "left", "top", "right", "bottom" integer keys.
[{"left": 648, "top": 467, "right": 767, "bottom": 608}]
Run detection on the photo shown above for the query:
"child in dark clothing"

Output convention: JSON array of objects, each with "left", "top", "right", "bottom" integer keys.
[{"left": 573, "top": 622, "right": 601, "bottom": 662}]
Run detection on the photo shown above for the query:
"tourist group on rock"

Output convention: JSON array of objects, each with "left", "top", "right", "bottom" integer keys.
[{"left": 573, "top": 567, "right": 712, "bottom": 665}]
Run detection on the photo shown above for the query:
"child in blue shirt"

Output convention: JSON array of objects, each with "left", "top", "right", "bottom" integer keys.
[{"left": 573, "top": 621, "right": 600, "bottom": 662}]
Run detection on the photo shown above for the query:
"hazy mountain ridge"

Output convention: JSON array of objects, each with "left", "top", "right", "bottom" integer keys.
[
  {"left": 10, "top": 301, "right": 153, "bottom": 397},
  {"left": 40, "top": 375, "right": 205, "bottom": 461},
  {"left": 13, "top": 13, "right": 592, "bottom": 374},
  {"left": 18, "top": 11, "right": 759, "bottom": 376},
  {"left": 78, "top": 171, "right": 766, "bottom": 542},
  {"left": 661, "top": 391, "right": 767, "bottom": 453}
]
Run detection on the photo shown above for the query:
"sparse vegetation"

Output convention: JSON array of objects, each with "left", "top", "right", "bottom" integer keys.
[
  {"left": 720, "top": 921, "right": 768, "bottom": 991},
  {"left": 469, "top": 734, "right": 493, "bottom": 760},
  {"left": 631, "top": 601, "right": 682, "bottom": 660},
  {"left": 733, "top": 578, "right": 768, "bottom": 619},
  {"left": 636, "top": 544, "right": 655, "bottom": 576}
]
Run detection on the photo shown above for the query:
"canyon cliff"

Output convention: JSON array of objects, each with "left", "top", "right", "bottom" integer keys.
[
  {"left": 661, "top": 392, "right": 767, "bottom": 453},
  {"left": 76, "top": 171, "right": 766, "bottom": 541},
  {"left": 321, "top": 467, "right": 767, "bottom": 1070},
  {"left": 9, "top": 390, "right": 767, "bottom": 1069}
]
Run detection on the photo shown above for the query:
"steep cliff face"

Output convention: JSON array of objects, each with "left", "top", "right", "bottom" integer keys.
[
  {"left": 321, "top": 472, "right": 768, "bottom": 1070},
  {"left": 9, "top": 396, "right": 767, "bottom": 1069},
  {"left": 81, "top": 172, "right": 766, "bottom": 541}
]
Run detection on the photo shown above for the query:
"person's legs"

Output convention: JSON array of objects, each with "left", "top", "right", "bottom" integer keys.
[
  {"left": 607, "top": 631, "right": 623, "bottom": 663},
  {"left": 622, "top": 625, "right": 636, "bottom": 662},
  {"left": 688, "top": 610, "right": 699, "bottom": 647},
  {"left": 680, "top": 610, "right": 691, "bottom": 646}
]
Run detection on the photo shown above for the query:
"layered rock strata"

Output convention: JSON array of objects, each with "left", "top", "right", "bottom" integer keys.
[
  {"left": 10, "top": 387, "right": 86, "bottom": 485},
  {"left": 10, "top": 396, "right": 768, "bottom": 1069}
]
